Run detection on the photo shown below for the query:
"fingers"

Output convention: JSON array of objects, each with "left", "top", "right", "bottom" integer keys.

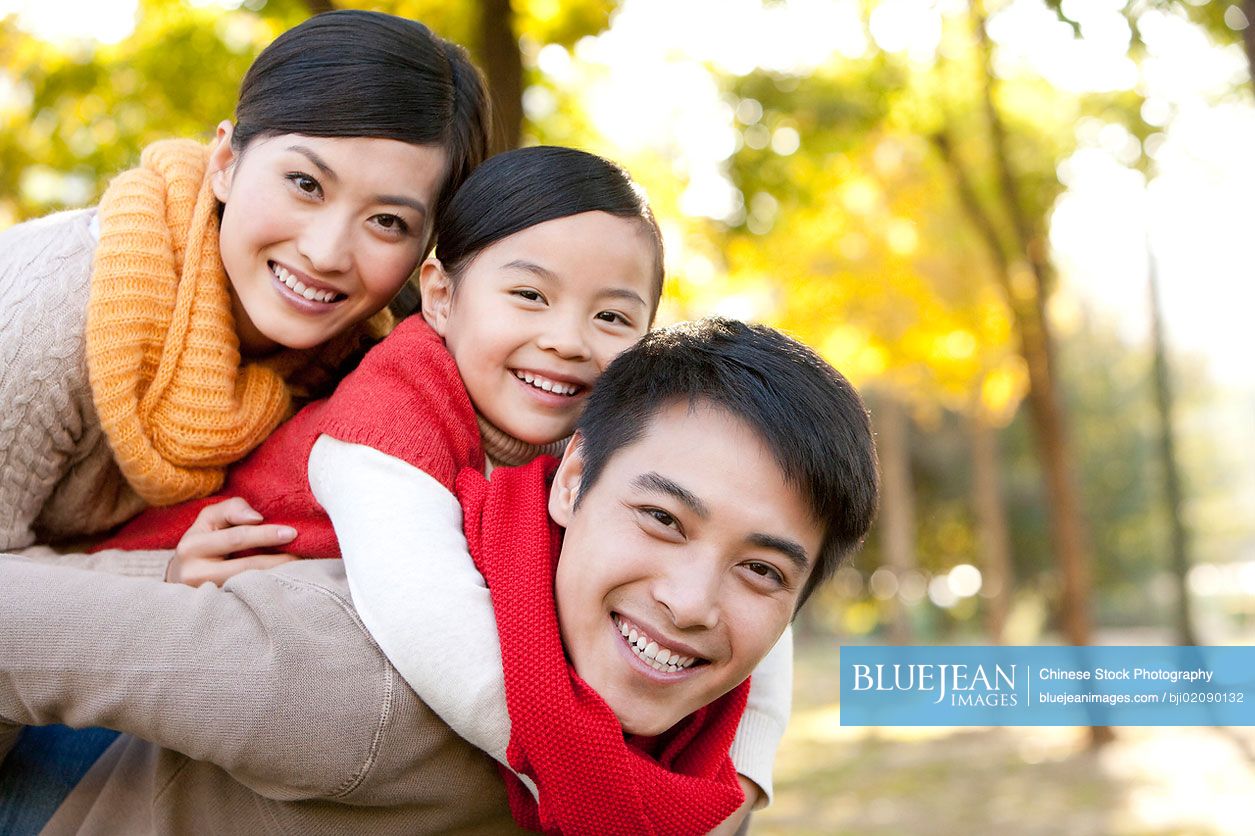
[
  {"left": 188, "top": 497, "right": 264, "bottom": 534},
  {"left": 178, "top": 523, "right": 298, "bottom": 560},
  {"left": 169, "top": 498, "right": 302, "bottom": 587}
]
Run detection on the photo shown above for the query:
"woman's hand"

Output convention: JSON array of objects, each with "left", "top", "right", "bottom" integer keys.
[{"left": 166, "top": 498, "right": 299, "bottom": 586}]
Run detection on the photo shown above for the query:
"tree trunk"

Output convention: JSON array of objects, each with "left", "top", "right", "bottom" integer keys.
[
  {"left": 930, "top": 0, "right": 1112, "bottom": 746},
  {"left": 1147, "top": 242, "right": 1197, "bottom": 644},
  {"left": 1244, "top": 0, "right": 1255, "bottom": 96},
  {"left": 874, "top": 393, "right": 916, "bottom": 643},
  {"left": 477, "top": 0, "right": 523, "bottom": 153},
  {"left": 300, "top": 0, "right": 337, "bottom": 15},
  {"left": 969, "top": 409, "right": 1013, "bottom": 643}
]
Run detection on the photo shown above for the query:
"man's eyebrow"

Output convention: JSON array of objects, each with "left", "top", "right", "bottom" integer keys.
[
  {"left": 500, "top": 259, "right": 647, "bottom": 308},
  {"left": 632, "top": 472, "right": 709, "bottom": 518},
  {"left": 747, "top": 532, "right": 811, "bottom": 574}
]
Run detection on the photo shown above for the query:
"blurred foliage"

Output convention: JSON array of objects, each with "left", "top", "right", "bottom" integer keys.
[
  {"left": 2, "top": 0, "right": 1251, "bottom": 641},
  {"left": 0, "top": 0, "right": 615, "bottom": 223}
]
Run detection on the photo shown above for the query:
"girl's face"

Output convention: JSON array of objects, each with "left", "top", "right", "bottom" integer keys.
[
  {"left": 422, "top": 211, "right": 657, "bottom": 446},
  {"left": 209, "top": 123, "right": 448, "bottom": 355}
]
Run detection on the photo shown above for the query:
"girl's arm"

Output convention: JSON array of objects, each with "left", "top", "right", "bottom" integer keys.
[
  {"left": 731, "top": 626, "right": 793, "bottom": 807},
  {"left": 308, "top": 435, "right": 516, "bottom": 768}
]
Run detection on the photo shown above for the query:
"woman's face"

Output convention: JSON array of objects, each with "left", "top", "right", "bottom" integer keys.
[{"left": 209, "top": 124, "right": 447, "bottom": 355}]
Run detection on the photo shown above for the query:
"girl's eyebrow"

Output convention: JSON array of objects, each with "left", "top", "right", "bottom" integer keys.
[
  {"left": 501, "top": 259, "right": 646, "bottom": 308},
  {"left": 286, "top": 145, "right": 427, "bottom": 215}
]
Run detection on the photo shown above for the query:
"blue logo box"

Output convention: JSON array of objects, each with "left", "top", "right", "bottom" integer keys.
[{"left": 839, "top": 646, "right": 1255, "bottom": 726}]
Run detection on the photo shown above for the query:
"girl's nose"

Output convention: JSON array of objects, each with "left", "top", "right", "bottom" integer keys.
[{"left": 536, "top": 316, "right": 592, "bottom": 361}]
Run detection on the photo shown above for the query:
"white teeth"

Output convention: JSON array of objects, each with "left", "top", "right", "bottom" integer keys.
[
  {"left": 613, "top": 615, "right": 697, "bottom": 671},
  {"left": 271, "top": 263, "right": 340, "bottom": 304},
  {"left": 513, "top": 371, "right": 579, "bottom": 396}
]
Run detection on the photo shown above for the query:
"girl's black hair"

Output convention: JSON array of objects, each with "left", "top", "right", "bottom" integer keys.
[
  {"left": 233, "top": 10, "right": 490, "bottom": 222},
  {"left": 434, "top": 146, "right": 665, "bottom": 317}
]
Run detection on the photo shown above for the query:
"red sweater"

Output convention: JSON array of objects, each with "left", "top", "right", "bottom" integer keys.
[
  {"left": 459, "top": 459, "right": 750, "bottom": 836},
  {"left": 100, "top": 316, "right": 484, "bottom": 556}
]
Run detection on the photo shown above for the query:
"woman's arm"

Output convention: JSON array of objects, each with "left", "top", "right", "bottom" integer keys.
[{"left": 308, "top": 435, "right": 516, "bottom": 768}]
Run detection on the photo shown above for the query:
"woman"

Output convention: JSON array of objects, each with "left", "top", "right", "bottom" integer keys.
[{"left": 0, "top": 9, "right": 490, "bottom": 551}]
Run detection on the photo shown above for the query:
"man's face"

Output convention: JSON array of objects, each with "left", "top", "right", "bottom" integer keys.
[{"left": 550, "top": 400, "right": 824, "bottom": 736}]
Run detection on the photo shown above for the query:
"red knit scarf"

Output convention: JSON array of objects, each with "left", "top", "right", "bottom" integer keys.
[{"left": 456, "top": 458, "right": 750, "bottom": 836}]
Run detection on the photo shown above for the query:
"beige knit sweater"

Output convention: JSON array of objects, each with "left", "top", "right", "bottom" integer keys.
[{"left": 0, "top": 209, "right": 145, "bottom": 549}]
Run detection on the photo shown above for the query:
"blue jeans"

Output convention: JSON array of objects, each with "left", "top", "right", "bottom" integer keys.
[{"left": 0, "top": 726, "right": 119, "bottom": 836}]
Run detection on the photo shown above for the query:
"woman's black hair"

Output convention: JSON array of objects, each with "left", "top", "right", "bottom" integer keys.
[
  {"left": 232, "top": 10, "right": 490, "bottom": 222},
  {"left": 433, "top": 145, "right": 665, "bottom": 318}
]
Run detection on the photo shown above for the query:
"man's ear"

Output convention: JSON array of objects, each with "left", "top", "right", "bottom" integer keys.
[
  {"left": 549, "top": 432, "right": 586, "bottom": 528},
  {"left": 208, "top": 120, "right": 238, "bottom": 203},
  {"left": 419, "top": 258, "right": 454, "bottom": 335}
]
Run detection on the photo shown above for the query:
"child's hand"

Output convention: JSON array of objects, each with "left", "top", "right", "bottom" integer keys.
[{"left": 166, "top": 498, "right": 299, "bottom": 586}]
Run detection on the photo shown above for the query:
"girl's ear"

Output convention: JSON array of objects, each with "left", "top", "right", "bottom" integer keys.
[
  {"left": 419, "top": 258, "right": 454, "bottom": 336},
  {"left": 208, "top": 121, "right": 238, "bottom": 203},
  {"left": 549, "top": 433, "right": 586, "bottom": 527}
]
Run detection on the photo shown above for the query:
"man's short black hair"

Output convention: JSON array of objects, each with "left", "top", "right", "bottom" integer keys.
[{"left": 574, "top": 317, "right": 879, "bottom": 607}]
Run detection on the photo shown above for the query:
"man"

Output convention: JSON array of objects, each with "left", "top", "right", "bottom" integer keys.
[{"left": 0, "top": 318, "right": 878, "bottom": 834}]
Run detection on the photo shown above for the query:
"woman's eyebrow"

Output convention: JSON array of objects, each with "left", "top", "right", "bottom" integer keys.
[
  {"left": 287, "top": 145, "right": 337, "bottom": 180},
  {"left": 286, "top": 145, "right": 427, "bottom": 215}
]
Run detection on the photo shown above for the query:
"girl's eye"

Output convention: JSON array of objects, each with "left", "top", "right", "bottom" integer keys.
[
  {"left": 595, "top": 310, "right": 630, "bottom": 326},
  {"left": 514, "top": 289, "right": 544, "bottom": 303},
  {"left": 285, "top": 172, "right": 322, "bottom": 198}
]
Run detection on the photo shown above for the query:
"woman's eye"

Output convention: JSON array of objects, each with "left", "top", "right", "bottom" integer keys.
[
  {"left": 373, "top": 214, "right": 409, "bottom": 235},
  {"left": 514, "top": 289, "right": 543, "bottom": 302},
  {"left": 286, "top": 173, "right": 322, "bottom": 197}
]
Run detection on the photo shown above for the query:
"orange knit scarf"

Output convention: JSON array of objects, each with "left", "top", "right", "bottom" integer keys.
[{"left": 87, "top": 139, "right": 391, "bottom": 506}]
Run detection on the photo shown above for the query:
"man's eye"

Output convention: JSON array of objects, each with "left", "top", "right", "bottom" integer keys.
[
  {"left": 746, "top": 561, "right": 784, "bottom": 585},
  {"left": 643, "top": 508, "right": 678, "bottom": 530}
]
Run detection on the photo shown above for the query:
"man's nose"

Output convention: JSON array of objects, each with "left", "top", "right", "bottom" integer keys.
[{"left": 653, "top": 556, "right": 722, "bottom": 631}]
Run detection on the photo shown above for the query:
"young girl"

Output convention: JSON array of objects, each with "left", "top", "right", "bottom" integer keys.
[
  {"left": 105, "top": 146, "right": 790, "bottom": 833},
  {"left": 0, "top": 10, "right": 489, "bottom": 553}
]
